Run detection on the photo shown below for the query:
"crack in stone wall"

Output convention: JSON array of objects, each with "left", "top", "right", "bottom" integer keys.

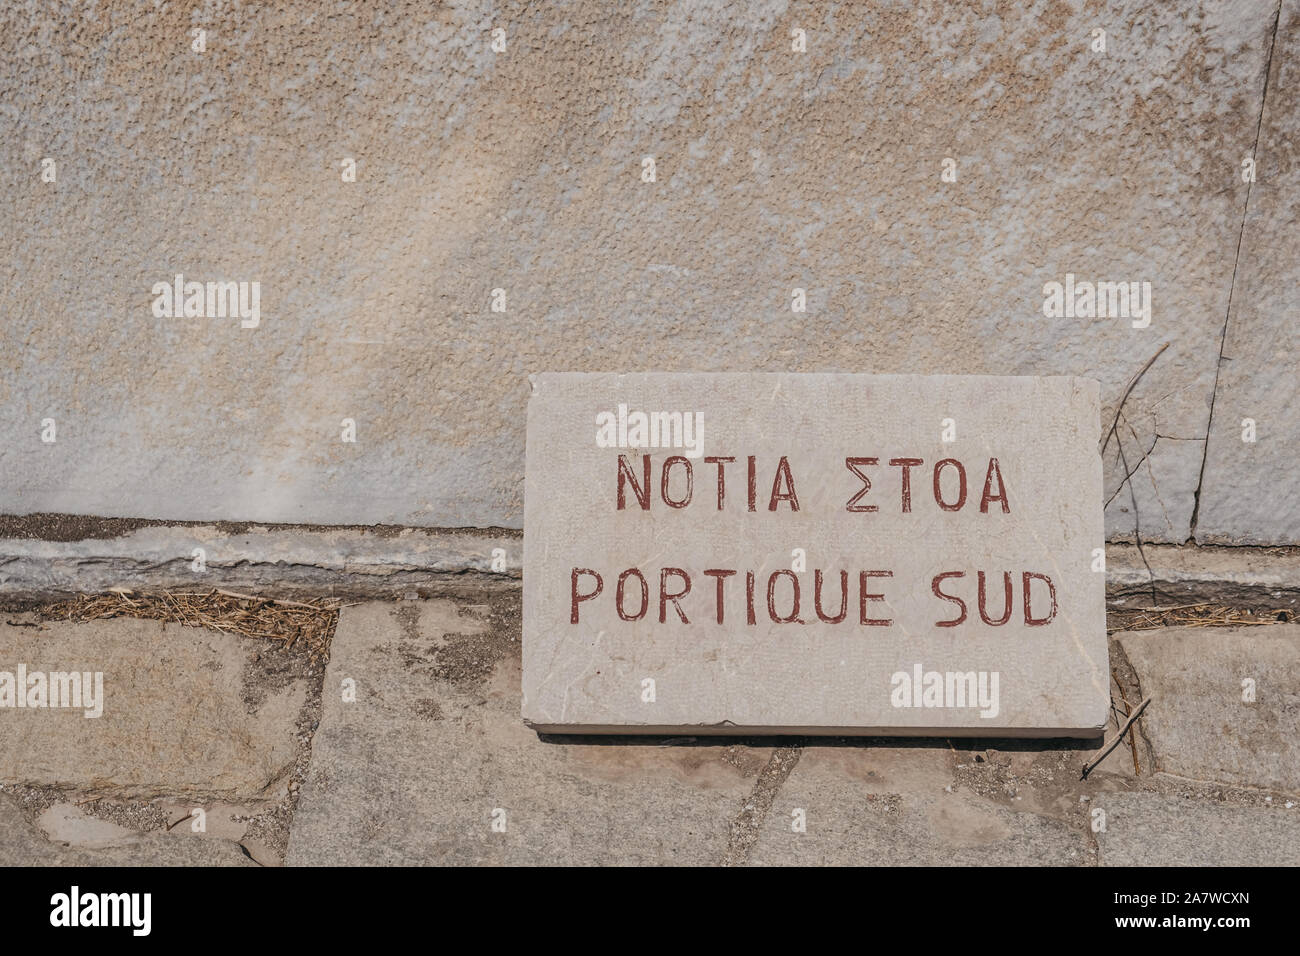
[{"left": 1189, "top": 0, "right": 1286, "bottom": 542}]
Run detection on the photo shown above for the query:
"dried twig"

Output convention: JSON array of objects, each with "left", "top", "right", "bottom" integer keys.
[
  {"left": 1102, "top": 344, "right": 1169, "bottom": 608},
  {"left": 1111, "top": 672, "right": 1141, "bottom": 775},
  {"left": 215, "top": 588, "right": 323, "bottom": 610},
  {"left": 1101, "top": 342, "right": 1170, "bottom": 457},
  {"left": 1082, "top": 696, "right": 1151, "bottom": 779}
]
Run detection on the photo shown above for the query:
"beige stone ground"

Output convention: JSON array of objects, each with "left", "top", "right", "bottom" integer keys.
[{"left": 4, "top": 592, "right": 1296, "bottom": 866}]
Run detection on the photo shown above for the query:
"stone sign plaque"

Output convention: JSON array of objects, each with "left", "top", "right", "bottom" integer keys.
[{"left": 522, "top": 373, "right": 1107, "bottom": 737}]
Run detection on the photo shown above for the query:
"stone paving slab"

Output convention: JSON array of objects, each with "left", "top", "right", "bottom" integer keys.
[
  {"left": 290, "top": 599, "right": 1300, "bottom": 865},
  {"left": 3, "top": 596, "right": 1294, "bottom": 866},
  {"left": 0, "top": 793, "right": 256, "bottom": 867},
  {"left": 287, "top": 599, "right": 1154, "bottom": 865},
  {"left": 287, "top": 600, "right": 766, "bottom": 865},
  {"left": 1117, "top": 624, "right": 1300, "bottom": 793},
  {"left": 747, "top": 746, "right": 1092, "bottom": 866},
  {"left": 0, "top": 617, "right": 307, "bottom": 798},
  {"left": 1095, "top": 791, "right": 1300, "bottom": 866}
]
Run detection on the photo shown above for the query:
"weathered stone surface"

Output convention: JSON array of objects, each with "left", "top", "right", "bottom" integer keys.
[
  {"left": 748, "top": 747, "right": 1090, "bottom": 866},
  {"left": 0, "top": 793, "right": 256, "bottom": 866},
  {"left": 1197, "top": 0, "right": 1300, "bottom": 543},
  {"left": 0, "top": 523, "right": 520, "bottom": 602},
  {"left": 0, "top": 1, "right": 1282, "bottom": 543},
  {"left": 1118, "top": 624, "right": 1300, "bottom": 793},
  {"left": 36, "top": 803, "right": 138, "bottom": 849},
  {"left": 1107, "top": 542, "right": 1300, "bottom": 610},
  {"left": 523, "top": 372, "right": 1108, "bottom": 736},
  {"left": 1104, "top": 437, "right": 1204, "bottom": 546},
  {"left": 290, "top": 603, "right": 1291, "bottom": 865},
  {"left": 1096, "top": 791, "right": 1300, "bottom": 866},
  {"left": 40, "top": 797, "right": 280, "bottom": 862},
  {"left": 288, "top": 600, "right": 762, "bottom": 865},
  {"left": 0, "top": 618, "right": 306, "bottom": 798}
]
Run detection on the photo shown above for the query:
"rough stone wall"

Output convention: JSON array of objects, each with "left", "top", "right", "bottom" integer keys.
[{"left": 0, "top": 0, "right": 1294, "bottom": 543}]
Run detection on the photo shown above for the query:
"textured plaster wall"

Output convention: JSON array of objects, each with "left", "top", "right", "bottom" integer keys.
[{"left": 0, "top": 0, "right": 1294, "bottom": 542}]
